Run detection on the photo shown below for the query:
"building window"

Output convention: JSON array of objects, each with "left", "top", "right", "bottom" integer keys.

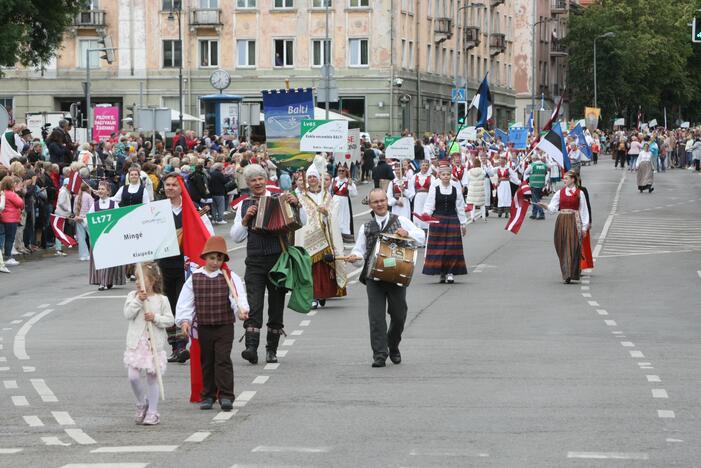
[
  {"left": 328, "top": 96, "right": 365, "bottom": 124},
  {"left": 199, "top": 39, "right": 219, "bottom": 67},
  {"left": 78, "top": 39, "right": 101, "bottom": 69},
  {"left": 163, "top": 40, "right": 182, "bottom": 68},
  {"left": 427, "top": 44, "right": 432, "bottom": 73},
  {"left": 0, "top": 97, "right": 13, "bottom": 121},
  {"left": 237, "top": 0, "right": 256, "bottom": 7},
  {"left": 408, "top": 41, "right": 414, "bottom": 68},
  {"left": 312, "top": 0, "right": 330, "bottom": 7},
  {"left": 348, "top": 38, "right": 368, "bottom": 67},
  {"left": 274, "top": 0, "right": 293, "bottom": 7},
  {"left": 311, "top": 39, "right": 331, "bottom": 67},
  {"left": 401, "top": 39, "right": 407, "bottom": 68},
  {"left": 274, "top": 39, "right": 294, "bottom": 67},
  {"left": 237, "top": 40, "right": 256, "bottom": 67},
  {"left": 349, "top": 0, "right": 368, "bottom": 7},
  {"left": 162, "top": 0, "right": 181, "bottom": 9},
  {"left": 199, "top": 0, "right": 218, "bottom": 7}
]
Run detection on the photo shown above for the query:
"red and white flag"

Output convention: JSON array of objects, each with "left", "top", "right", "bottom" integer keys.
[
  {"left": 505, "top": 183, "right": 532, "bottom": 234},
  {"left": 67, "top": 171, "right": 83, "bottom": 194},
  {"left": 49, "top": 214, "right": 78, "bottom": 247}
]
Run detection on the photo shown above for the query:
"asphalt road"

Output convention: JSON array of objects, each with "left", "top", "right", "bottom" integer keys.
[{"left": 1, "top": 160, "right": 700, "bottom": 467}]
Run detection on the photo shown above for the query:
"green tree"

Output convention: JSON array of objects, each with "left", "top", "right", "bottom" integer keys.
[
  {"left": 566, "top": 0, "right": 701, "bottom": 126},
  {"left": 0, "top": 0, "right": 83, "bottom": 69}
]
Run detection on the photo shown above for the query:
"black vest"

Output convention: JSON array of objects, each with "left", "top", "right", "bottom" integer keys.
[
  {"left": 434, "top": 185, "right": 457, "bottom": 216},
  {"left": 359, "top": 214, "right": 400, "bottom": 284},
  {"left": 241, "top": 197, "right": 282, "bottom": 257},
  {"left": 120, "top": 183, "right": 144, "bottom": 207}
]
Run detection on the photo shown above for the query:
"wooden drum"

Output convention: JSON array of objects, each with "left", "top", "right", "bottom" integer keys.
[{"left": 367, "top": 233, "right": 418, "bottom": 287}]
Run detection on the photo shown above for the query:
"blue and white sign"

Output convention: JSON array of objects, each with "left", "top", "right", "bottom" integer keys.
[
  {"left": 507, "top": 127, "right": 528, "bottom": 150},
  {"left": 451, "top": 88, "right": 466, "bottom": 103}
]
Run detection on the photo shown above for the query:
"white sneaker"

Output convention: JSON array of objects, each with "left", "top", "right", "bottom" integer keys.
[
  {"left": 11, "top": 248, "right": 19, "bottom": 256},
  {"left": 0, "top": 266, "right": 10, "bottom": 273},
  {"left": 5, "top": 258, "right": 20, "bottom": 266},
  {"left": 446, "top": 273, "right": 454, "bottom": 284}
]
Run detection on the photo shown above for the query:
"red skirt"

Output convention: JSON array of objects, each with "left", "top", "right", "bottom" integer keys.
[
  {"left": 312, "top": 261, "right": 347, "bottom": 299},
  {"left": 580, "top": 230, "right": 594, "bottom": 270}
]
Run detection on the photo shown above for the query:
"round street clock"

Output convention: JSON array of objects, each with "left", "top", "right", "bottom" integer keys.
[{"left": 209, "top": 69, "right": 231, "bottom": 91}]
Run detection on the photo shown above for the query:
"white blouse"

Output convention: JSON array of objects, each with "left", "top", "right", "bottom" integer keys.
[
  {"left": 423, "top": 182, "right": 468, "bottom": 225},
  {"left": 546, "top": 187, "right": 590, "bottom": 231}
]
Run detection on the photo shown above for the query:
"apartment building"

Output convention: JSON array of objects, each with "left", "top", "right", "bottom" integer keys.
[{"left": 1, "top": 0, "right": 518, "bottom": 137}]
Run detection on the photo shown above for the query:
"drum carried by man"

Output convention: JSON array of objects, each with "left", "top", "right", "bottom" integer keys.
[{"left": 347, "top": 188, "right": 425, "bottom": 368}]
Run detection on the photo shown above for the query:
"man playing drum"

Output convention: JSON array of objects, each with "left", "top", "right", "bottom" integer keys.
[{"left": 347, "top": 189, "right": 425, "bottom": 368}]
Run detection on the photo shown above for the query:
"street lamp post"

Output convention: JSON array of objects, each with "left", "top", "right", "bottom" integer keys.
[
  {"left": 168, "top": 6, "right": 184, "bottom": 131},
  {"left": 593, "top": 31, "right": 615, "bottom": 108},
  {"left": 454, "top": 2, "right": 485, "bottom": 125}
]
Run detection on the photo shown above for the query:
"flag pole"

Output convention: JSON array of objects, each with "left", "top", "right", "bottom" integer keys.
[{"left": 135, "top": 262, "right": 165, "bottom": 401}]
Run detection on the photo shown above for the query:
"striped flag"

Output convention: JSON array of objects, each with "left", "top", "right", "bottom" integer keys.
[
  {"left": 536, "top": 125, "right": 570, "bottom": 171},
  {"left": 50, "top": 214, "right": 78, "bottom": 247},
  {"left": 505, "top": 184, "right": 532, "bottom": 234},
  {"left": 67, "top": 171, "right": 83, "bottom": 194}
]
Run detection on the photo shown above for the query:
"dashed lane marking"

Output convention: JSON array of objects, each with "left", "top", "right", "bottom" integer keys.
[
  {"left": 567, "top": 452, "right": 648, "bottom": 460},
  {"left": 647, "top": 375, "right": 661, "bottom": 383},
  {"left": 621, "top": 342, "right": 635, "bottom": 347},
  {"left": 276, "top": 350, "right": 288, "bottom": 357},
  {"left": 21, "top": 312, "right": 36, "bottom": 318},
  {"left": 3, "top": 380, "right": 17, "bottom": 389},
  {"left": 212, "top": 410, "right": 237, "bottom": 422},
  {"left": 184, "top": 432, "right": 210, "bottom": 443},
  {"left": 307, "top": 310, "right": 317, "bottom": 317},
  {"left": 0, "top": 448, "right": 23, "bottom": 454},
  {"left": 408, "top": 448, "right": 490, "bottom": 458},
  {"left": 60, "top": 464, "right": 149, "bottom": 468},
  {"left": 593, "top": 171, "right": 626, "bottom": 258},
  {"left": 582, "top": 293, "right": 592, "bottom": 298},
  {"left": 91, "top": 446, "right": 179, "bottom": 453},
  {"left": 22, "top": 366, "right": 35, "bottom": 372},
  {"left": 630, "top": 351, "right": 645, "bottom": 358},
  {"left": 236, "top": 391, "right": 256, "bottom": 402},
  {"left": 22, "top": 415, "right": 44, "bottom": 427},
  {"left": 37, "top": 304, "right": 50, "bottom": 309},
  {"left": 0, "top": 367, "right": 9, "bottom": 371},
  {"left": 588, "top": 301, "right": 600, "bottom": 307},
  {"left": 53, "top": 411, "right": 76, "bottom": 426},
  {"left": 30, "top": 379, "right": 58, "bottom": 402},
  {"left": 282, "top": 339, "right": 295, "bottom": 346},
  {"left": 264, "top": 363, "right": 280, "bottom": 370},
  {"left": 10, "top": 320, "right": 22, "bottom": 325},
  {"left": 251, "top": 446, "right": 331, "bottom": 453},
  {"left": 14, "top": 309, "right": 54, "bottom": 360},
  {"left": 290, "top": 330, "right": 303, "bottom": 336},
  {"left": 604, "top": 320, "right": 617, "bottom": 327},
  {"left": 252, "top": 376, "right": 269, "bottom": 384},
  {"left": 11, "top": 396, "right": 29, "bottom": 407},
  {"left": 596, "top": 309, "right": 608, "bottom": 315},
  {"left": 65, "top": 428, "right": 97, "bottom": 445},
  {"left": 652, "top": 389, "right": 669, "bottom": 399},
  {"left": 41, "top": 436, "right": 71, "bottom": 446},
  {"left": 299, "top": 320, "right": 311, "bottom": 327},
  {"left": 658, "top": 410, "right": 675, "bottom": 419}
]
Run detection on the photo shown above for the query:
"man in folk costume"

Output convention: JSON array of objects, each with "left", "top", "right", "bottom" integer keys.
[
  {"left": 421, "top": 161, "right": 468, "bottom": 284},
  {"left": 230, "top": 164, "right": 302, "bottom": 365},
  {"left": 409, "top": 159, "right": 433, "bottom": 231},
  {"left": 330, "top": 163, "right": 357, "bottom": 243},
  {"left": 295, "top": 163, "right": 347, "bottom": 310},
  {"left": 387, "top": 161, "right": 413, "bottom": 219},
  {"left": 346, "top": 188, "right": 425, "bottom": 367},
  {"left": 495, "top": 156, "right": 517, "bottom": 218}
]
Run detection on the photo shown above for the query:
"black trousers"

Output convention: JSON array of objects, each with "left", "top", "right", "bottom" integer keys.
[
  {"left": 366, "top": 280, "right": 407, "bottom": 360},
  {"left": 244, "top": 254, "right": 285, "bottom": 330},
  {"left": 161, "top": 266, "right": 187, "bottom": 351},
  {"left": 199, "top": 323, "right": 235, "bottom": 401},
  {"left": 615, "top": 150, "right": 626, "bottom": 168}
]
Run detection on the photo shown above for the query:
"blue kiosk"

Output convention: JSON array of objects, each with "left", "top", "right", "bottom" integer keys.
[{"left": 199, "top": 94, "right": 243, "bottom": 137}]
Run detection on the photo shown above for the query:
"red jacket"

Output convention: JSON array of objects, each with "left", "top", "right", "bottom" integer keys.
[{"left": 0, "top": 190, "right": 25, "bottom": 223}]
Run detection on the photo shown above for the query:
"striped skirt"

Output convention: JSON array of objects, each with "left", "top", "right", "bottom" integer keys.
[
  {"left": 89, "top": 253, "right": 126, "bottom": 287},
  {"left": 422, "top": 213, "right": 467, "bottom": 276},
  {"left": 554, "top": 209, "right": 581, "bottom": 282}
]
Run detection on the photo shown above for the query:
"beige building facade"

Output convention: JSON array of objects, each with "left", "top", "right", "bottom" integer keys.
[{"left": 1, "top": 0, "right": 538, "bottom": 138}]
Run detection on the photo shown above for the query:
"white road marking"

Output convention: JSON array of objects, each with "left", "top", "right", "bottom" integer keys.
[
  {"left": 282, "top": 339, "right": 295, "bottom": 346},
  {"left": 640, "top": 366, "right": 654, "bottom": 370},
  {"left": 23, "top": 415, "right": 44, "bottom": 427},
  {"left": 299, "top": 320, "right": 311, "bottom": 327},
  {"left": 53, "top": 411, "right": 76, "bottom": 426},
  {"left": 290, "top": 330, "right": 303, "bottom": 336},
  {"left": 567, "top": 452, "right": 648, "bottom": 460},
  {"left": 604, "top": 320, "right": 617, "bottom": 326},
  {"left": 184, "top": 431, "right": 210, "bottom": 443},
  {"left": 0, "top": 448, "right": 22, "bottom": 454},
  {"left": 646, "top": 375, "right": 661, "bottom": 383},
  {"left": 37, "top": 304, "right": 50, "bottom": 309},
  {"left": 612, "top": 331, "right": 623, "bottom": 334},
  {"left": 307, "top": 310, "right": 317, "bottom": 317},
  {"left": 2, "top": 328, "right": 11, "bottom": 331},
  {"left": 593, "top": 171, "right": 626, "bottom": 258},
  {"left": 12, "top": 396, "right": 29, "bottom": 406},
  {"left": 91, "top": 446, "right": 179, "bottom": 453},
  {"left": 252, "top": 376, "right": 269, "bottom": 384},
  {"left": 666, "top": 438, "right": 684, "bottom": 443},
  {"left": 3, "top": 380, "right": 17, "bottom": 389},
  {"left": 621, "top": 342, "right": 634, "bottom": 347},
  {"left": 637, "top": 362, "right": 652, "bottom": 366},
  {"left": 10, "top": 320, "right": 22, "bottom": 325},
  {"left": 42, "top": 436, "right": 71, "bottom": 446},
  {"left": 658, "top": 410, "right": 675, "bottom": 419},
  {"left": 22, "top": 366, "right": 35, "bottom": 372},
  {"left": 76, "top": 295, "right": 128, "bottom": 299},
  {"left": 276, "top": 350, "right": 288, "bottom": 357},
  {"left": 212, "top": 410, "right": 237, "bottom": 422},
  {"left": 0, "top": 357, "right": 7, "bottom": 362},
  {"left": 264, "top": 363, "right": 279, "bottom": 370},
  {"left": 251, "top": 446, "right": 330, "bottom": 453},
  {"left": 65, "top": 428, "right": 97, "bottom": 445},
  {"left": 237, "top": 391, "right": 256, "bottom": 402},
  {"left": 630, "top": 351, "right": 645, "bottom": 358},
  {"left": 581, "top": 293, "right": 592, "bottom": 298},
  {"left": 581, "top": 286, "right": 590, "bottom": 291},
  {"left": 652, "top": 389, "right": 669, "bottom": 399},
  {"left": 596, "top": 309, "right": 608, "bottom": 315},
  {"left": 31, "top": 379, "right": 58, "bottom": 402},
  {"left": 21, "top": 312, "right": 36, "bottom": 318},
  {"left": 14, "top": 309, "right": 54, "bottom": 360},
  {"left": 581, "top": 279, "right": 590, "bottom": 284},
  {"left": 57, "top": 292, "right": 96, "bottom": 306},
  {"left": 60, "top": 464, "right": 149, "bottom": 468},
  {"left": 408, "top": 448, "right": 489, "bottom": 457},
  {"left": 588, "top": 301, "right": 600, "bottom": 307},
  {"left": 232, "top": 400, "right": 248, "bottom": 408},
  {"left": 0, "top": 367, "right": 9, "bottom": 371},
  {"left": 697, "top": 270, "right": 701, "bottom": 279}
]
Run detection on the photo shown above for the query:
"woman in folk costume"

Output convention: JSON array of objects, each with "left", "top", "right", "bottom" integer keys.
[
  {"left": 410, "top": 159, "right": 434, "bottom": 231},
  {"left": 465, "top": 158, "right": 487, "bottom": 223},
  {"left": 387, "top": 162, "right": 413, "bottom": 220},
  {"left": 539, "top": 170, "right": 590, "bottom": 284},
  {"left": 330, "top": 164, "right": 357, "bottom": 243},
  {"left": 295, "top": 162, "right": 347, "bottom": 309},
  {"left": 636, "top": 142, "right": 655, "bottom": 193},
  {"left": 495, "top": 156, "right": 515, "bottom": 218},
  {"left": 89, "top": 181, "right": 126, "bottom": 291},
  {"left": 421, "top": 162, "right": 468, "bottom": 284}
]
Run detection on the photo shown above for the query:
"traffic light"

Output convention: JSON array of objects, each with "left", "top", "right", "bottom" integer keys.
[
  {"left": 98, "top": 35, "right": 115, "bottom": 63},
  {"left": 457, "top": 101, "right": 467, "bottom": 125},
  {"left": 693, "top": 17, "right": 701, "bottom": 43}
]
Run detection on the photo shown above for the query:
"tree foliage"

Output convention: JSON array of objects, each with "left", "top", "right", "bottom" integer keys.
[
  {"left": 0, "top": 0, "right": 83, "bottom": 69},
  {"left": 566, "top": 0, "right": 701, "bottom": 126}
]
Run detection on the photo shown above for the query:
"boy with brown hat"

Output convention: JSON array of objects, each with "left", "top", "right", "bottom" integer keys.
[{"left": 175, "top": 235, "right": 249, "bottom": 411}]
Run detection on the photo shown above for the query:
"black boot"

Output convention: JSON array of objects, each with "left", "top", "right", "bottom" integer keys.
[
  {"left": 266, "top": 328, "right": 285, "bottom": 363},
  {"left": 241, "top": 327, "right": 260, "bottom": 364}
]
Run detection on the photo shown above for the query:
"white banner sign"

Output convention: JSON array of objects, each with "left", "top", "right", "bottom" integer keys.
[
  {"left": 300, "top": 119, "right": 349, "bottom": 153},
  {"left": 648, "top": 119, "right": 658, "bottom": 128},
  {"left": 456, "top": 126, "right": 477, "bottom": 142},
  {"left": 613, "top": 118, "right": 625, "bottom": 126},
  {"left": 87, "top": 199, "right": 179, "bottom": 270},
  {"left": 334, "top": 128, "right": 361, "bottom": 164},
  {"left": 383, "top": 136, "right": 415, "bottom": 160},
  {"left": 681, "top": 121, "right": 690, "bottom": 128}
]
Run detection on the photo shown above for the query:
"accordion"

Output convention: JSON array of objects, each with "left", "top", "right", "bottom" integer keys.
[{"left": 251, "top": 195, "right": 302, "bottom": 235}]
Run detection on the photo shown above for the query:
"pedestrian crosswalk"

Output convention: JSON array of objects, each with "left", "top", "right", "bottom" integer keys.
[{"left": 599, "top": 215, "right": 701, "bottom": 258}]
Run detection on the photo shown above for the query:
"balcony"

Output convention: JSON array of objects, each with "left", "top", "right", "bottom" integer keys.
[
  {"left": 464, "top": 26, "right": 481, "bottom": 49},
  {"left": 189, "top": 8, "right": 223, "bottom": 28},
  {"left": 73, "top": 10, "right": 106, "bottom": 28},
  {"left": 550, "top": 38, "right": 568, "bottom": 56},
  {"left": 552, "top": 0, "right": 567, "bottom": 14},
  {"left": 489, "top": 33, "right": 506, "bottom": 57},
  {"left": 434, "top": 17, "right": 453, "bottom": 43}
]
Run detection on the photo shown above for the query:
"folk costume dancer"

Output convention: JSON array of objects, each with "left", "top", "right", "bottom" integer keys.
[
  {"left": 330, "top": 164, "right": 357, "bottom": 243},
  {"left": 495, "top": 157, "right": 515, "bottom": 218},
  {"left": 296, "top": 164, "right": 347, "bottom": 310},
  {"left": 421, "top": 163, "right": 468, "bottom": 284},
  {"left": 410, "top": 159, "right": 433, "bottom": 231},
  {"left": 540, "top": 170, "right": 590, "bottom": 284},
  {"left": 230, "top": 164, "right": 303, "bottom": 365},
  {"left": 636, "top": 143, "right": 655, "bottom": 193},
  {"left": 89, "top": 181, "right": 125, "bottom": 290},
  {"left": 387, "top": 163, "right": 413, "bottom": 220},
  {"left": 175, "top": 236, "right": 249, "bottom": 411},
  {"left": 347, "top": 189, "right": 425, "bottom": 368}
]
